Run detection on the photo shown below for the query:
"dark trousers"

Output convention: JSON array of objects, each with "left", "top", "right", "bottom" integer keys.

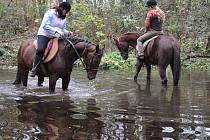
[{"left": 36, "top": 35, "right": 51, "bottom": 57}]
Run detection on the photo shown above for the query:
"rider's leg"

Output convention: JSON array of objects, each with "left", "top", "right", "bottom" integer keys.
[
  {"left": 136, "top": 39, "right": 143, "bottom": 58},
  {"left": 136, "top": 33, "right": 149, "bottom": 59},
  {"left": 30, "top": 35, "right": 50, "bottom": 77}
]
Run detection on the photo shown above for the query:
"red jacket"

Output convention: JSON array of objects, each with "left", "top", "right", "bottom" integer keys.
[{"left": 145, "top": 9, "right": 163, "bottom": 32}]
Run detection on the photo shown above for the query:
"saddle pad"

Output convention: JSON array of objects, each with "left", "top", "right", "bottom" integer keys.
[
  {"left": 33, "top": 38, "right": 58, "bottom": 63},
  {"left": 143, "top": 35, "right": 159, "bottom": 48}
]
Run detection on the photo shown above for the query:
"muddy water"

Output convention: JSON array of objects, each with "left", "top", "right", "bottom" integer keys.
[{"left": 0, "top": 68, "right": 210, "bottom": 139}]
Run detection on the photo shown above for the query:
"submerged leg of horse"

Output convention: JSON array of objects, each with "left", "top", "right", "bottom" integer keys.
[
  {"left": 13, "top": 64, "right": 21, "bottom": 85},
  {"left": 38, "top": 75, "right": 44, "bottom": 86},
  {"left": 49, "top": 75, "right": 57, "bottom": 93},
  {"left": 62, "top": 76, "right": 70, "bottom": 91},
  {"left": 21, "top": 69, "right": 29, "bottom": 86},
  {"left": 158, "top": 66, "right": 167, "bottom": 86},
  {"left": 134, "top": 59, "right": 144, "bottom": 82},
  {"left": 145, "top": 63, "right": 151, "bottom": 81}
]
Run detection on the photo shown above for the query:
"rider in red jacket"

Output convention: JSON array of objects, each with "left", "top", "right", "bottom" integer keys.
[{"left": 137, "top": 0, "right": 165, "bottom": 59}]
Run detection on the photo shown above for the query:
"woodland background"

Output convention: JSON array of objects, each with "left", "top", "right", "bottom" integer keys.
[{"left": 0, "top": 0, "right": 210, "bottom": 70}]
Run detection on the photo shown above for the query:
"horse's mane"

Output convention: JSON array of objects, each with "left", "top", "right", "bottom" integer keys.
[
  {"left": 119, "top": 32, "right": 141, "bottom": 41},
  {"left": 66, "top": 37, "right": 97, "bottom": 46},
  {"left": 123, "top": 32, "right": 141, "bottom": 36}
]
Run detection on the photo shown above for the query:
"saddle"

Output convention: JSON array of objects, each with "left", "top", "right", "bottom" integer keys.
[
  {"left": 143, "top": 35, "right": 159, "bottom": 48},
  {"left": 33, "top": 38, "right": 59, "bottom": 63}
]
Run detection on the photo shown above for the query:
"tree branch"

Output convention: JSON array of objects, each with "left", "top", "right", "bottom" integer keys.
[
  {"left": 8, "top": 0, "right": 13, "bottom": 7},
  {"left": 182, "top": 55, "right": 210, "bottom": 60}
]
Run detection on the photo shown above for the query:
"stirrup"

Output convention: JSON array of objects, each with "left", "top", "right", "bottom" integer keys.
[{"left": 30, "top": 70, "right": 36, "bottom": 77}]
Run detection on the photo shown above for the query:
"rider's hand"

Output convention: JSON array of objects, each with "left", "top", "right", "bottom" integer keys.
[
  {"left": 68, "top": 31, "right": 74, "bottom": 37},
  {"left": 57, "top": 31, "right": 64, "bottom": 37}
]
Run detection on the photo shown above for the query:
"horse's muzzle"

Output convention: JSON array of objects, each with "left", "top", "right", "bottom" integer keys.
[
  {"left": 88, "top": 77, "right": 95, "bottom": 80},
  {"left": 87, "top": 71, "right": 97, "bottom": 80},
  {"left": 88, "top": 76, "right": 95, "bottom": 80},
  {"left": 122, "top": 55, "right": 128, "bottom": 60}
]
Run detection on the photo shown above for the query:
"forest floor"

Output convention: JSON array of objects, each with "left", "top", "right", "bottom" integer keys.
[{"left": 0, "top": 30, "right": 37, "bottom": 69}]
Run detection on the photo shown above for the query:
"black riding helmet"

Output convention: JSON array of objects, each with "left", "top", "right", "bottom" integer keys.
[
  {"left": 59, "top": 2, "right": 71, "bottom": 12},
  {"left": 146, "top": 0, "right": 157, "bottom": 7}
]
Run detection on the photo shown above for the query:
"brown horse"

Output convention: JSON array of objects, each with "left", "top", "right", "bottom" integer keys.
[
  {"left": 112, "top": 32, "right": 181, "bottom": 86},
  {"left": 13, "top": 37, "right": 104, "bottom": 92}
]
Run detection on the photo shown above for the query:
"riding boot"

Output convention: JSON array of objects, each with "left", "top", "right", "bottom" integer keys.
[
  {"left": 30, "top": 55, "right": 42, "bottom": 77},
  {"left": 137, "top": 42, "right": 144, "bottom": 59}
]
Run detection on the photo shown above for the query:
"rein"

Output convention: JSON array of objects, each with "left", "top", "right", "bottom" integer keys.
[
  {"left": 62, "top": 37, "right": 99, "bottom": 71},
  {"left": 80, "top": 42, "right": 100, "bottom": 71},
  {"left": 62, "top": 37, "right": 86, "bottom": 69}
]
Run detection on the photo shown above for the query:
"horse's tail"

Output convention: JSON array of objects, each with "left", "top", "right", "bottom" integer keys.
[{"left": 172, "top": 40, "right": 181, "bottom": 86}]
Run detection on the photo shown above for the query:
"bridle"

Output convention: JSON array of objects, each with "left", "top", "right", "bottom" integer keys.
[
  {"left": 118, "top": 39, "right": 134, "bottom": 57},
  {"left": 80, "top": 42, "right": 101, "bottom": 71},
  {"left": 64, "top": 37, "right": 100, "bottom": 71}
]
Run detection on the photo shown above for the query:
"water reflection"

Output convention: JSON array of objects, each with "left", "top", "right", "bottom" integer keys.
[
  {"left": 17, "top": 96, "right": 103, "bottom": 140},
  {"left": 136, "top": 86, "right": 182, "bottom": 140},
  {"left": 97, "top": 81, "right": 207, "bottom": 140}
]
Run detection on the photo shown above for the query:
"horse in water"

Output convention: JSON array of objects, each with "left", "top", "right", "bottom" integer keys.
[
  {"left": 112, "top": 32, "right": 181, "bottom": 86},
  {"left": 13, "top": 37, "right": 104, "bottom": 92}
]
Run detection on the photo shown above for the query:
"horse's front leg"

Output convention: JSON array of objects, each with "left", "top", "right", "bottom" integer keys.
[
  {"left": 145, "top": 63, "right": 151, "bottom": 81},
  {"left": 158, "top": 66, "right": 167, "bottom": 86},
  {"left": 62, "top": 75, "right": 70, "bottom": 91},
  {"left": 49, "top": 75, "right": 57, "bottom": 93},
  {"left": 134, "top": 59, "right": 144, "bottom": 82}
]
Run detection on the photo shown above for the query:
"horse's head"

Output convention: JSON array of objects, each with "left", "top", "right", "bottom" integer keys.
[
  {"left": 112, "top": 33, "right": 140, "bottom": 60},
  {"left": 81, "top": 43, "right": 104, "bottom": 80},
  {"left": 112, "top": 36, "right": 129, "bottom": 60}
]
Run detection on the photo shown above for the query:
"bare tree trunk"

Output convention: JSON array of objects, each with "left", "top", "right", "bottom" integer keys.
[
  {"left": 187, "top": 0, "right": 192, "bottom": 10},
  {"left": 207, "top": 35, "right": 210, "bottom": 50}
]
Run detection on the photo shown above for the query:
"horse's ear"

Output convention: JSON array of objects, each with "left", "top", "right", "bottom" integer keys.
[
  {"left": 96, "top": 44, "right": 99, "bottom": 53},
  {"left": 102, "top": 46, "right": 105, "bottom": 51},
  {"left": 111, "top": 35, "right": 119, "bottom": 46}
]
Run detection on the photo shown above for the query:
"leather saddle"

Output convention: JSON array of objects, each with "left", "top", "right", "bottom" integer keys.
[
  {"left": 143, "top": 35, "right": 159, "bottom": 48},
  {"left": 33, "top": 38, "right": 59, "bottom": 63}
]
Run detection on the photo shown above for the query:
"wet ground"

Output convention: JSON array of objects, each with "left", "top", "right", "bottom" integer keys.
[{"left": 1, "top": 68, "right": 210, "bottom": 140}]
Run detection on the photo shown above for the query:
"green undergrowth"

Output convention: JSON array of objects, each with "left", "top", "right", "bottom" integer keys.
[
  {"left": 74, "top": 51, "right": 136, "bottom": 71},
  {"left": 101, "top": 51, "right": 136, "bottom": 70},
  {"left": 0, "top": 46, "right": 17, "bottom": 66}
]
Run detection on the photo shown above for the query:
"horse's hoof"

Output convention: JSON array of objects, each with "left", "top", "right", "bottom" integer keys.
[{"left": 13, "top": 81, "right": 20, "bottom": 85}]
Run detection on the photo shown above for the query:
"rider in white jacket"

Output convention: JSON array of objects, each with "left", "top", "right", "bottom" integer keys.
[{"left": 30, "top": 2, "right": 73, "bottom": 77}]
